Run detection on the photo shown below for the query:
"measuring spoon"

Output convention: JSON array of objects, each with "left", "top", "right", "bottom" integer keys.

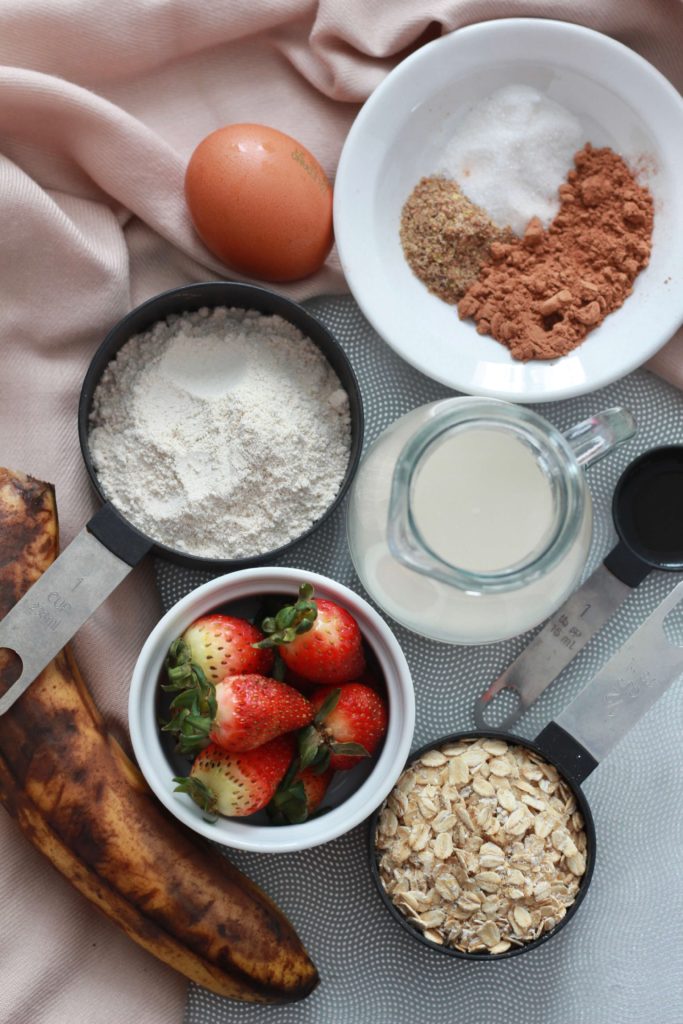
[
  {"left": 371, "top": 580, "right": 683, "bottom": 959},
  {"left": 475, "top": 445, "right": 683, "bottom": 730}
]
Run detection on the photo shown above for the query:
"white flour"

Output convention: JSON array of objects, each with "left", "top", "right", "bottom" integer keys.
[{"left": 89, "top": 306, "right": 352, "bottom": 559}]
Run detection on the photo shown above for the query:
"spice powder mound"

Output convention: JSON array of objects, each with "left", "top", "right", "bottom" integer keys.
[
  {"left": 457, "top": 144, "right": 654, "bottom": 361},
  {"left": 400, "top": 177, "right": 513, "bottom": 303}
]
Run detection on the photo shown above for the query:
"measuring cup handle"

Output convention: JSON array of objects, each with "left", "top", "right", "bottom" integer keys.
[
  {"left": 0, "top": 502, "right": 153, "bottom": 716},
  {"left": 563, "top": 407, "right": 636, "bottom": 469},
  {"left": 88, "top": 502, "right": 154, "bottom": 565},
  {"left": 534, "top": 721, "right": 599, "bottom": 786},
  {"left": 603, "top": 540, "right": 651, "bottom": 588},
  {"left": 534, "top": 581, "right": 683, "bottom": 787}
]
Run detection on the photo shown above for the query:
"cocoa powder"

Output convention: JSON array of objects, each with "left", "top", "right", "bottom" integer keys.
[{"left": 457, "top": 144, "right": 654, "bottom": 361}]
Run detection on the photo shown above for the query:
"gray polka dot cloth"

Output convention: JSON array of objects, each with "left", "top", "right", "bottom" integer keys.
[{"left": 155, "top": 295, "right": 683, "bottom": 1024}]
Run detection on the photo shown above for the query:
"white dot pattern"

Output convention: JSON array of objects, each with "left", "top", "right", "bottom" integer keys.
[{"left": 155, "top": 296, "right": 683, "bottom": 1024}]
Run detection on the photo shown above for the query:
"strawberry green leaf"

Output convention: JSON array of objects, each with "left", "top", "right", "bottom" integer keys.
[
  {"left": 271, "top": 651, "right": 286, "bottom": 681},
  {"left": 313, "top": 687, "right": 341, "bottom": 725},
  {"left": 329, "top": 741, "right": 370, "bottom": 758},
  {"left": 162, "top": 662, "right": 194, "bottom": 688},
  {"left": 310, "top": 746, "right": 331, "bottom": 774},
  {"left": 275, "top": 605, "right": 297, "bottom": 630},
  {"left": 253, "top": 582, "right": 318, "bottom": 648},
  {"left": 161, "top": 637, "right": 217, "bottom": 754},
  {"left": 267, "top": 765, "right": 310, "bottom": 825},
  {"left": 298, "top": 724, "right": 322, "bottom": 770},
  {"left": 278, "top": 755, "right": 301, "bottom": 793},
  {"left": 173, "top": 775, "right": 218, "bottom": 822}
]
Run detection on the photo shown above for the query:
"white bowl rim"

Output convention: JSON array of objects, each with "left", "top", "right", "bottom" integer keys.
[
  {"left": 129, "top": 567, "right": 415, "bottom": 852},
  {"left": 334, "top": 17, "right": 683, "bottom": 403}
]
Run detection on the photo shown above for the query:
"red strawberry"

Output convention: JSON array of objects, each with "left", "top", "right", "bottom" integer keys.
[
  {"left": 173, "top": 735, "right": 293, "bottom": 818},
  {"left": 162, "top": 656, "right": 313, "bottom": 754},
  {"left": 267, "top": 764, "right": 334, "bottom": 825},
  {"left": 256, "top": 583, "right": 366, "bottom": 685},
  {"left": 209, "top": 674, "right": 313, "bottom": 751},
  {"left": 180, "top": 614, "right": 273, "bottom": 683},
  {"left": 297, "top": 766, "right": 333, "bottom": 813},
  {"left": 299, "top": 683, "right": 388, "bottom": 772}
]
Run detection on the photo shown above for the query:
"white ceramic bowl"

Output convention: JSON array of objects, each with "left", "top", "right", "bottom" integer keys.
[
  {"left": 334, "top": 19, "right": 683, "bottom": 403},
  {"left": 129, "top": 568, "right": 415, "bottom": 852}
]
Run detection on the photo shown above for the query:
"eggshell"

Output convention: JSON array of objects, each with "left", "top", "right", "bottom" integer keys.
[{"left": 185, "top": 123, "right": 334, "bottom": 282}]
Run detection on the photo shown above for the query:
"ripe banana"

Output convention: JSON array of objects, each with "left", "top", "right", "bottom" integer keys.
[{"left": 0, "top": 468, "right": 318, "bottom": 1003}]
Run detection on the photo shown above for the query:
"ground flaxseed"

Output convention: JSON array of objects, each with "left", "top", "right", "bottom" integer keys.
[{"left": 400, "top": 177, "right": 513, "bottom": 303}]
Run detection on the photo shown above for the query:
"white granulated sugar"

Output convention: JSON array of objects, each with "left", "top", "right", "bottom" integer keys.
[
  {"left": 88, "top": 307, "right": 352, "bottom": 559},
  {"left": 438, "top": 84, "right": 584, "bottom": 235}
]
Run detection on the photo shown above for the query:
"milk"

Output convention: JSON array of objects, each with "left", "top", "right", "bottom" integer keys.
[
  {"left": 410, "top": 428, "right": 555, "bottom": 573},
  {"left": 346, "top": 400, "right": 593, "bottom": 645}
]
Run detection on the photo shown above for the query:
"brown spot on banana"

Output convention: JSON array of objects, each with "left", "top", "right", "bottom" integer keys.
[{"left": 0, "top": 467, "right": 318, "bottom": 1003}]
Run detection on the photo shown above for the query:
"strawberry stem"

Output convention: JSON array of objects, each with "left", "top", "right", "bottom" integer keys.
[{"left": 253, "top": 582, "right": 318, "bottom": 650}]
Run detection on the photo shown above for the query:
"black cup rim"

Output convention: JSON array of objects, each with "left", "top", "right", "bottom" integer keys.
[
  {"left": 78, "top": 280, "right": 364, "bottom": 572},
  {"left": 368, "top": 728, "right": 596, "bottom": 961},
  {"left": 612, "top": 444, "right": 683, "bottom": 571}
]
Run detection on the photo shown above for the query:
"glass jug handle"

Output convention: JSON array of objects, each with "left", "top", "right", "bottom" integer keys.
[{"left": 563, "top": 406, "right": 636, "bottom": 468}]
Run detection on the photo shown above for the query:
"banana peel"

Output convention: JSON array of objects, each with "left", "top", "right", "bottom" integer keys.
[{"left": 0, "top": 468, "right": 318, "bottom": 1003}]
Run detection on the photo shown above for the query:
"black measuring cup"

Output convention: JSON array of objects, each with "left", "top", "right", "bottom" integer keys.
[
  {"left": 0, "top": 281, "right": 363, "bottom": 715},
  {"left": 476, "top": 445, "right": 683, "bottom": 730},
  {"left": 371, "top": 581, "right": 683, "bottom": 958}
]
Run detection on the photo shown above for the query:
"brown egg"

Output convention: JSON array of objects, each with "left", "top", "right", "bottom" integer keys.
[{"left": 185, "top": 123, "right": 334, "bottom": 282}]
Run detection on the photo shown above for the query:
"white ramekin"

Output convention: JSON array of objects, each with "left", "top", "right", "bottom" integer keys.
[{"left": 129, "top": 567, "right": 415, "bottom": 852}]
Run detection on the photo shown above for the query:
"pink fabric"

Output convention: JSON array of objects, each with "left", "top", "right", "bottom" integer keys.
[{"left": 1, "top": 3, "right": 681, "bottom": 1022}]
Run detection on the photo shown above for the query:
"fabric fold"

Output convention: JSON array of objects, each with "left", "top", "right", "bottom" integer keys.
[{"left": 0, "top": 3, "right": 681, "bottom": 1023}]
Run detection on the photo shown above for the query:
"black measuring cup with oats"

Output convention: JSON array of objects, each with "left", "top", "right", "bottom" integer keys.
[
  {"left": 370, "top": 580, "right": 683, "bottom": 959},
  {"left": 0, "top": 281, "right": 363, "bottom": 716}
]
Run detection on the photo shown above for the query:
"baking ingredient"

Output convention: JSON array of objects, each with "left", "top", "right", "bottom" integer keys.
[
  {"left": 400, "top": 177, "right": 513, "bottom": 302},
  {"left": 175, "top": 735, "right": 294, "bottom": 818},
  {"left": 89, "top": 307, "right": 351, "bottom": 559},
  {"left": 301, "top": 683, "right": 389, "bottom": 772},
  {"left": 257, "top": 583, "right": 366, "bottom": 684},
  {"left": 162, "top": 655, "right": 314, "bottom": 754},
  {"left": 185, "top": 123, "right": 333, "bottom": 281},
  {"left": 375, "top": 737, "right": 587, "bottom": 954},
  {"left": 179, "top": 614, "right": 274, "bottom": 683},
  {"left": 346, "top": 402, "right": 593, "bottom": 643},
  {"left": 0, "top": 467, "right": 318, "bottom": 1002},
  {"left": 439, "top": 84, "right": 584, "bottom": 235},
  {"left": 458, "top": 144, "right": 654, "bottom": 361},
  {"left": 410, "top": 427, "right": 554, "bottom": 573},
  {"left": 267, "top": 764, "right": 334, "bottom": 825}
]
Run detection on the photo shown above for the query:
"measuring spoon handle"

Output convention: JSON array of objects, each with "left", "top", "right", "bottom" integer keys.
[
  {"left": 536, "top": 580, "right": 683, "bottom": 785},
  {"left": 474, "top": 545, "right": 649, "bottom": 731},
  {"left": 0, "top": 503, "right": 152, "bottom": 715}
]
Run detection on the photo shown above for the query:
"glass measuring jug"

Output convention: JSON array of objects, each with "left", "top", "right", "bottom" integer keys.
[{"left": 346, "top": 398, "right": 635, "bottom": 644}]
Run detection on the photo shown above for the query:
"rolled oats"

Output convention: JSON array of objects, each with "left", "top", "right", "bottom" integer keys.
[{"left": 375, "top": 739, "right": 588, "bottom": 955}]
